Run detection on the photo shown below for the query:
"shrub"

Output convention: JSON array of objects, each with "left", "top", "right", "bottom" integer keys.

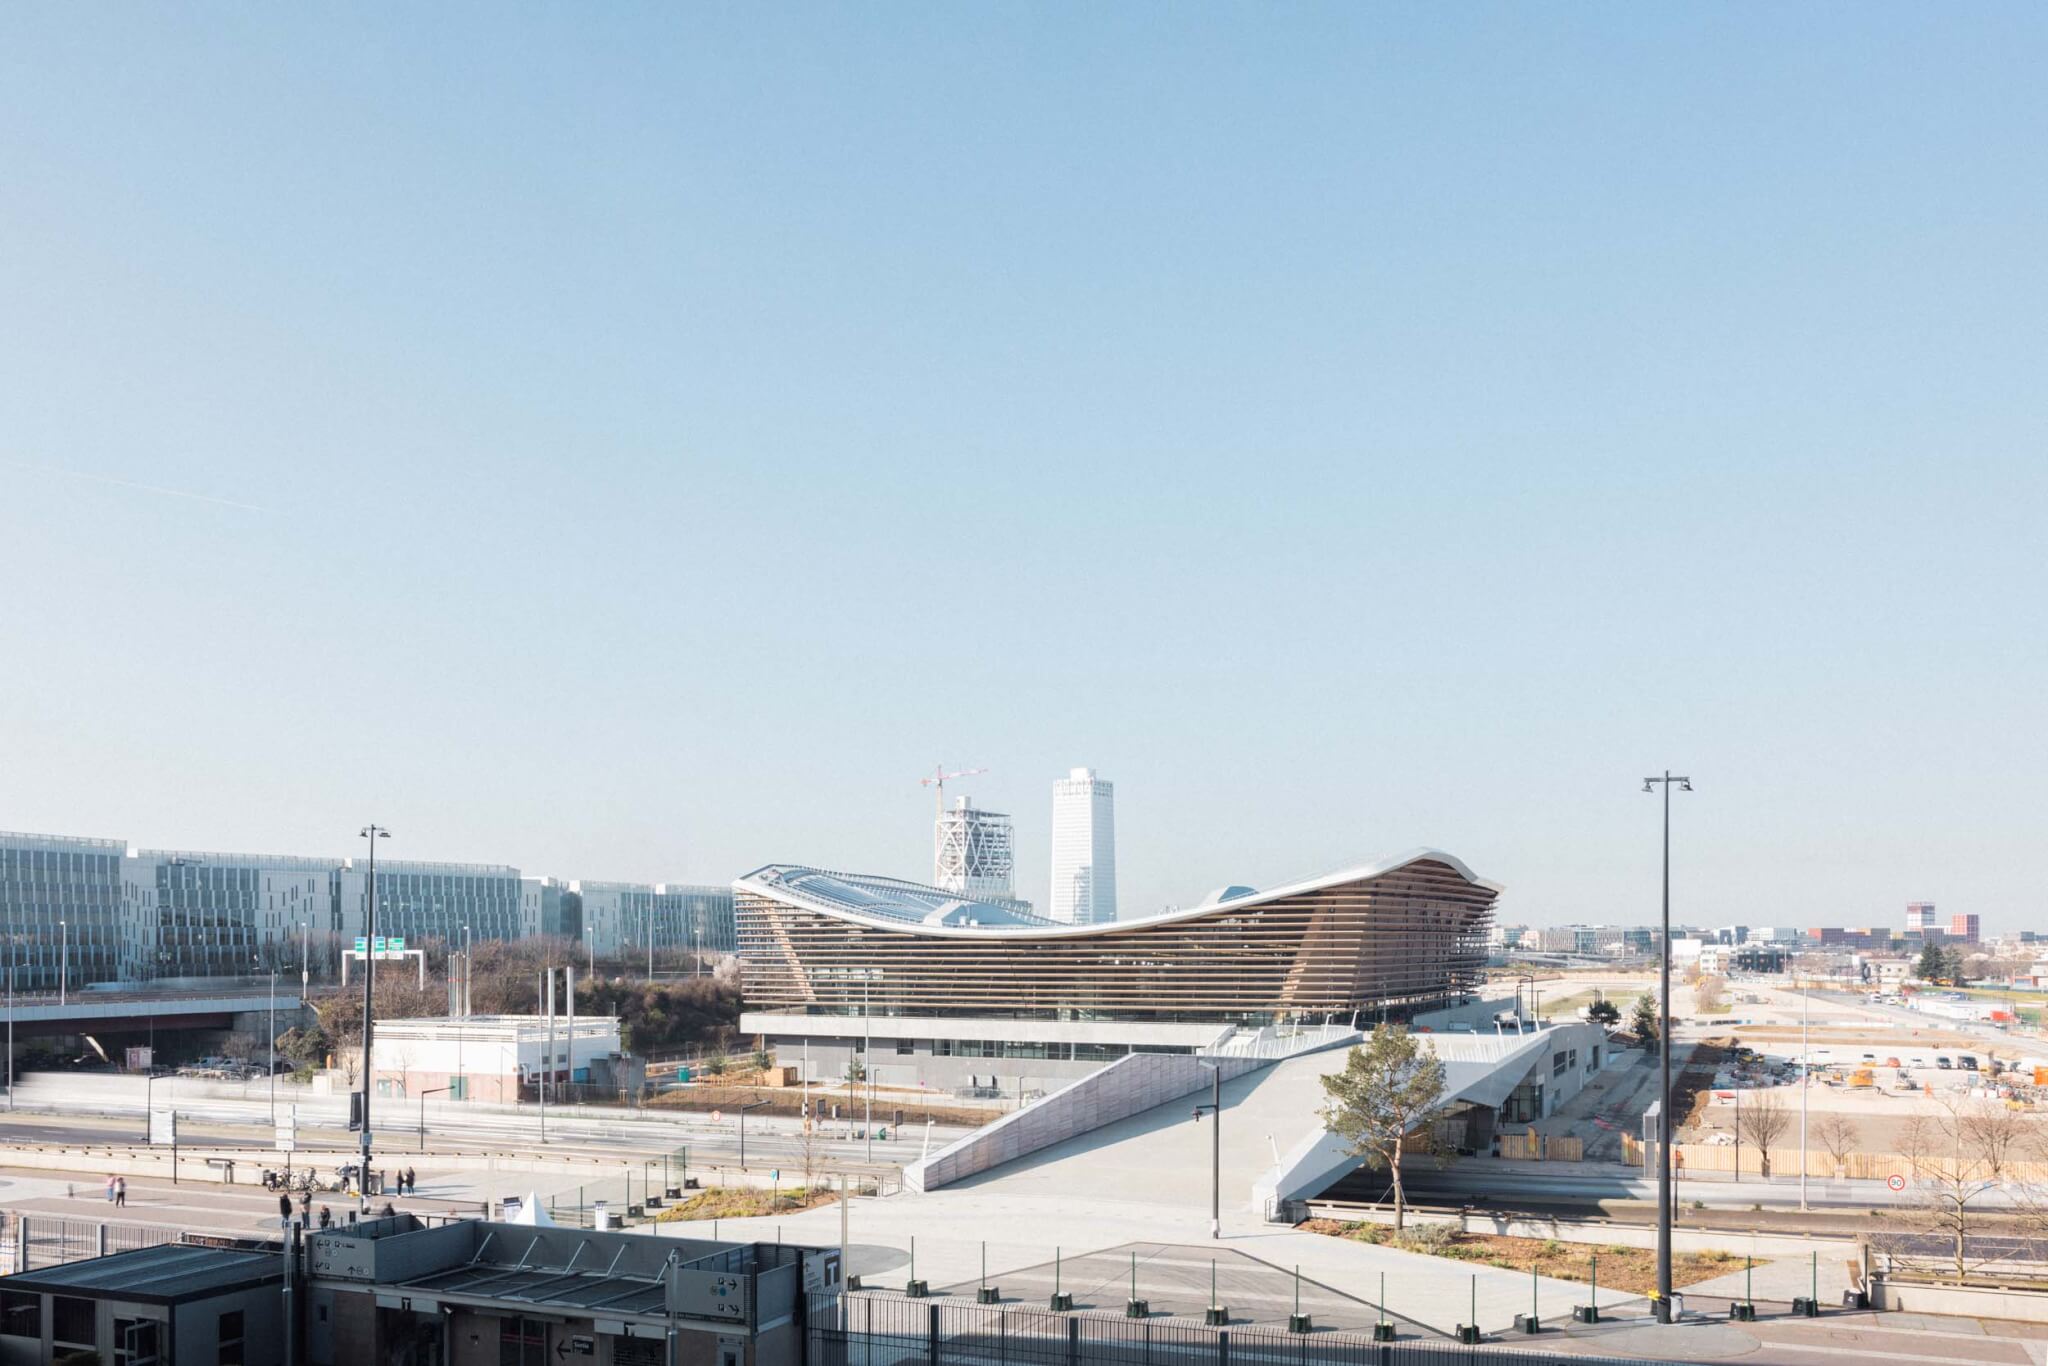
[{"left": 1393, "top": 1223, "right": 1457, "bottom": 1254}]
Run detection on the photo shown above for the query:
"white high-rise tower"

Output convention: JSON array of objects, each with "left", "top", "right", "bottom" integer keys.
[{"left": 1050, "top": 767, "right": 1116, "bottom": 924}]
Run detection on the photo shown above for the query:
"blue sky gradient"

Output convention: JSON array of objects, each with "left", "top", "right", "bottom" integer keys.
[{"left": 2, "top": 6, "right": 2043, "bottom": 927}]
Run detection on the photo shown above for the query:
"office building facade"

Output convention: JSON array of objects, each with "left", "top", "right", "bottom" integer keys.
[
  {"left": 654, "top": 883, "right": 738, "bottom": 959},
  {"left": 1049, "top": 767, "right": 1116, "bottom": 924},
  {"left": 575, "top": 880, "right": 654, "bottom": 960},
  {"left": 336, "top": 860, "right": 522, "bottom": 950},
  {"left": 0, "top": 831, "right": 126, "bottom": 993},
  {"left": 125, "top": 849, "right": 337, "bottom": 981}
]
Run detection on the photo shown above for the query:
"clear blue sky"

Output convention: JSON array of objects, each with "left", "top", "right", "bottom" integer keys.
[{"left": 2, "top": 6, "right": 2043, "bottom": 929}]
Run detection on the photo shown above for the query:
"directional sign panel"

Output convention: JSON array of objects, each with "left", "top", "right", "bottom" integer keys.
[{"left": 149, "top": 1110, "right": 176, "bottom": 1145}]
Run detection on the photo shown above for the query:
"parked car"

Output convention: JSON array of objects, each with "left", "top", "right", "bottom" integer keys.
[
  {"left": 1959, "top": 1055, "right": 1979, "bottom": 1071},
  {"left": 1936, "top": 1055, "right": 1954, "bottom": 1069}
]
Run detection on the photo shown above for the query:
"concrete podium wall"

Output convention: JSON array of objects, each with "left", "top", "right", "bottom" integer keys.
[{"left": 904, "top": 1052, "right": 1267, "bottom": 1192}]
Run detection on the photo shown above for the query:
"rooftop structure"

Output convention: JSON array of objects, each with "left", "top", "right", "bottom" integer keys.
[{"left": 934, "top": 797, "right": 1016, "bottom": 901}]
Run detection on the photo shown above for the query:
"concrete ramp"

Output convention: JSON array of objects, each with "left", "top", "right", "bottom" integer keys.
[
  {"left": 941, "top": 1026, "right": 1562, "bottom": 1221},
  {"left": 945, "top": 1046, "right": 1355, "bottom": 1215},
  {"left": 906, "top": 1027, "right": 1357, "bottom": 1194}
]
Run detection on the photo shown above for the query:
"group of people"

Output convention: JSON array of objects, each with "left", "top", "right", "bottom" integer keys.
[
  {"left": 102, "top": 1175, "right": 127, "bottom": 1207},
  {"left": 278, "top": 1166, "right": 418, "bottom": 1228}
]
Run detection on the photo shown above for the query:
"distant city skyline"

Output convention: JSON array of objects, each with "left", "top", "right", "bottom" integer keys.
[{"left": 2, "top": 8, "right": 2042, "bottom": 933}]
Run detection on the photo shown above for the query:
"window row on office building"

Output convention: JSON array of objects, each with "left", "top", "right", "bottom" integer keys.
[{"left": 0, "top": 829, "right": 735, "bottom": 991}]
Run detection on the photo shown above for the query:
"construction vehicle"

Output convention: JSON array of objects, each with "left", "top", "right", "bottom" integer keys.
[{"left": 1848, "top": 1067, "right": 1877, "bottom": 1088}]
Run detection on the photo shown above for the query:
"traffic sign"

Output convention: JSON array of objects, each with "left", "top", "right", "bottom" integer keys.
[
  {"left": 149, "top": 1110, "right": 176, "bottom": 1146},
  {"left": 354, "top": 937, "right": 369, "bottom": 952},
  {"left": 1887, "top": 1174, "right": 1907, "bottom": 1192},
  {"left": 710, "top": 1110, "right": 723, "bottom": 1122},
  {"left": 275, "top": 1137, "right": 296, "bottom": 1152},
  {"left": 389, "top": 937, "right": 406, "bottom": 951}
]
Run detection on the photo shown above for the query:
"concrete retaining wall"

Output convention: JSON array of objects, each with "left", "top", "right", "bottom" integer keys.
[
  {"left": 1872, "top": 1274, "right": 2048, "bottom": 1322},
  {"left": 904, "top": 1053, "right": 1268, "bottom": 1192}
]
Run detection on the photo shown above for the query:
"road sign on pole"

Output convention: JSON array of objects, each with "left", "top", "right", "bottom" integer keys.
[{"left": 149, "top": 1110, "right": 176, "bottom": 1146}]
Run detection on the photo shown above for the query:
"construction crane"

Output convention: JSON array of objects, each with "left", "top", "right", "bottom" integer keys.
[{"left": 920, "top": 763, "right": 989, "bottom": 821}]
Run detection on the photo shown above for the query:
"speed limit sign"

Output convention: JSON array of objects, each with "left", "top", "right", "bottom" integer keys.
[
  {"left": 1887, "top": 1174, "right": 1907, "bottom": 1192},
  {"left": 710, "top": 1110, "right": 724, "bottom": 1123}
]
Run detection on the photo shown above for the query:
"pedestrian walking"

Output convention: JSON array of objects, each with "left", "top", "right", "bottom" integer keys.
[
  {"left": 114, "top": 1177, "right": 127, "bottom": 1208},
  {"left": 278, "top": 1193, "right": 293, "bottom": 1226},
  {"left": 318, "top": 1205, "right": 333, "bottom": 1230},
  {"left": 105, "top": 1174, "right": 116, "bottom": 1204},
  {"left": 300, "top": 1189, "right": 312, "bottom": 1221},
  {"left": 404, "top": 1167, "right": 416, "bottom": 1195}
]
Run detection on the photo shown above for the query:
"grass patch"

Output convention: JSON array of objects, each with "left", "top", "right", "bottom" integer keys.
[
  {"left": 1303, "top": 1223, "right": 1742, "bottom": 1295},
  {"left": 653, "top": 1186, "right": 838, "bottom": 1222}
]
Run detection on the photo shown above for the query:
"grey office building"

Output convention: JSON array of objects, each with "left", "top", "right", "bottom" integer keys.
[{"left": 0, "top": 830, "right": 126, "bottom": 992}]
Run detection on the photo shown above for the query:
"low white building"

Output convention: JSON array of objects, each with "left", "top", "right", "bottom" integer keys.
[{"left": 369, "top": 1014, "right": 623, "bottom": 1103}]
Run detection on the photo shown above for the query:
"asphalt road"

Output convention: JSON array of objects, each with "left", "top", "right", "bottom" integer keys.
[{"left": 0, "top": 1090, "right": 959, "bottom": 1173}]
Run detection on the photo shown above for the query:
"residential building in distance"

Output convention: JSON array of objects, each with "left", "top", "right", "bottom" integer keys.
[
  {"left": 1807, "top": 926, "right": 1900, "bottom": 950},
  {"left": 1905, "top": 901, "right": 1939, "bottom": 935},
  {"left": 1049, "top": 766, "right": 1116, "bottom": 924},
  {"left": 1950, "top": 912, "right": 1981, "bottom": 943}
]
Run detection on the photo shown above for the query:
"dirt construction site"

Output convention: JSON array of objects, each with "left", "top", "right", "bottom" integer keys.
[{"left": 1504, "top": 971, "right": 2048, "bottom": 1169}]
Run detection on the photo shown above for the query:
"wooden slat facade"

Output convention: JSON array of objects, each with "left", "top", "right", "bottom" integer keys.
[{"left": 738, "top": 858, "right": 1494, "bottom": 1022}]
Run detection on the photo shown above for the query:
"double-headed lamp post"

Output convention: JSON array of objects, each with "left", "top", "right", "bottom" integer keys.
[
  {"left": 1643, "top": 771, "right": 1693, "bottom": 1324},
  {"left": 357, "top": 824, "right": 392, "bottom": 1214}
]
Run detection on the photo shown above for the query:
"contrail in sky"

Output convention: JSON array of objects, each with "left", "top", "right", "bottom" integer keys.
[{"left": 4, "top": 459, "right": 270, "bottom": 513}]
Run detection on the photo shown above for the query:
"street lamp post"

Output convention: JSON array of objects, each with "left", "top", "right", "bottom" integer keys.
[
  {"left": 418, "top": 1085, "right": 453, "bottom": 1153},
  {"left": 1193, "top": 1062, "right": 1222, "bottom": 1239},
  {"left": 357, "top": 824, "right": 392, "bottom": 1215},
  {"left": 269, "top": 968, "right": 279, "bottom": 1124},
  {"left": 1642, "top": 771, "right": 1693, "bottom": 1324},
  {"left": 1799, "top": 984, "right": 1810, "bottom": 1212},
  {"left": 457, "top": 924, "right": 470, "bottom": 1101},
  {"left": 738, "top": 1098, "right": 769, "bottom": 1167}
]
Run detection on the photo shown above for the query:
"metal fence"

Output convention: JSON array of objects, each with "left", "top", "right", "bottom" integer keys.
[
  {"left": 5, "top": 1215, "right": 184, "bottom": 1272},
  {"left": 808, "top": 1294, "right": 1702, "bottom": 1366}
]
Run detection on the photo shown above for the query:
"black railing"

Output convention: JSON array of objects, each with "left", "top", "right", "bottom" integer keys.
[{"left": 806, "top": 1294, "right": 1702, "bottom": 1366}]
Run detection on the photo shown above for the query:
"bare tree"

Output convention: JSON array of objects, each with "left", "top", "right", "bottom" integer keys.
[
  {"left": 1813, "top": 1112, "right": 1860, "bottom": 1177},
  {"left": 1694, "top": 975, "right": 1726, "bottom": 1014},
  {"left": 1878, "top": 1092, "right": 2048, "bottom": 1280},
  {"left": 1735, "top": 1088, "right": 1790, "bottom": 1178}
]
